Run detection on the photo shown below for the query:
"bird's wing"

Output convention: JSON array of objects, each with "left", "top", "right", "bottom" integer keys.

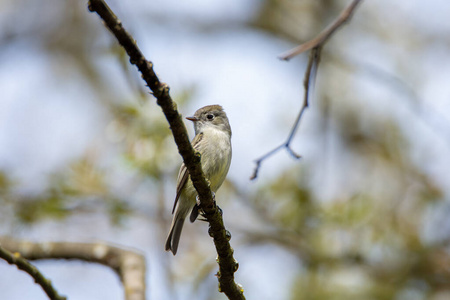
[{"left": 171, "top": 132, "right": 204, "bottom": 214}]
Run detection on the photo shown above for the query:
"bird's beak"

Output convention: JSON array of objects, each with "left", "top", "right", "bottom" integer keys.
[{"left": 186, "top": 116, "right": 199, "bottom": 122}]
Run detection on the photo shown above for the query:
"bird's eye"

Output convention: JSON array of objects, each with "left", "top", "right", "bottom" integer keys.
[{"left": 207, "top": 114, "right": 214, "bottom": 120}]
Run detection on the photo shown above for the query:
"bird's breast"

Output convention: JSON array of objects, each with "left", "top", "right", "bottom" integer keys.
[{"left": 198, "top": 127, "right": 232, "bottom": 192}]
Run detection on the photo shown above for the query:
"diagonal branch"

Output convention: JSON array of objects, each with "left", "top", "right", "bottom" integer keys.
[
  {"left": 87, "top": 1, "right": 244, "bottom": 299},
  {"left": 251, "top": 0, "right": 363, "bottom": 180},
  {"left": 0, "top": 243, "right": 67, "bottom": 300},
  {"left": 251, "top": 46, "right": 322, "bottom": 180},
  {"left": 0, "top": 237, "right": 145, "bottom": 300},
  {"left": 279, "top": 0, "right": 363, "bottom": 61}
]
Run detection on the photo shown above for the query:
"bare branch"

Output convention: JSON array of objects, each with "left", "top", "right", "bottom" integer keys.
[
  {"left": 251, "top": 0, "right": 363, "bottom": 180},
  {"left": 0, "top": 237, "right": 145, "bottom": 300},
  {"left": 279, "top": 0, "right": 363, "bottom": 61},
  {"left": 251, "top": 47, "right": 322, "bottom": 180},
  {"left": 87, "top": 0, "right": 244, "bottom": 299},
  {"left": 0, "top": 243, "right": 67, "bottom": 300}
]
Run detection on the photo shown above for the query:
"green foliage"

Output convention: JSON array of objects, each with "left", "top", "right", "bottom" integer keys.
[
  {"left": 248, "top": 114, "right": 446, "bottom": 299},
  {"left": 16, "top": 191, "right": 70, "bottom": 224},
  {"left": 2, "top": 0, "right": 449, "bottom": 299}
]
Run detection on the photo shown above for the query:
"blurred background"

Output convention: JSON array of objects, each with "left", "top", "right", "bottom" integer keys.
[{"left": 1, "top": 0, "right": 450, "bottom": 299}]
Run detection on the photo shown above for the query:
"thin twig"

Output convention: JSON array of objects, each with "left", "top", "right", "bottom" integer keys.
[
  {"left": 251, "top": 0, "right": 363, "bottom": 180},
  {"left": 0, "top": 237, "right": 146, "bottom": 300},
  {"left": 87, "top": 1, "right": 244, "bottom": 299},
  {"left": 279, "top": 0, "right": 363, "bottom": 61},
  {"left": 0, "top": 244, "right": 67, "bottom": 300},
  {"left": 251, "top": 47, "right": 322, "bottom": 180}
]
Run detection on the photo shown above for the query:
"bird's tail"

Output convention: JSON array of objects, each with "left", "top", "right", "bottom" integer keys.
[{"left": 165, "top": 214, "right": 186, "bottom": 255}]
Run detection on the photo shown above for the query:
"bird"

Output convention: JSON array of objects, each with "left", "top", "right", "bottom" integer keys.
[{"left": 165, "top": 105, "right": 232, "bottom": 255}]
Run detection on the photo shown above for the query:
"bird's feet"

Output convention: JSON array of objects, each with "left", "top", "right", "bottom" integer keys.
[
  {"left": 195, "top": 192, "right": 221, "bottom": 221},
  {"left": 196, "top": 192, "right": 216, "bottom": 206}
]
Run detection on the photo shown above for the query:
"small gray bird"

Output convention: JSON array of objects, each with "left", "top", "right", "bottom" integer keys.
[{"left": 165, "top": 105, "right": 232, "bottom": 255}]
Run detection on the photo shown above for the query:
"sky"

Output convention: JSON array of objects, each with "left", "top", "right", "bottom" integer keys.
[{"left": 0, "top": 0, "right": 449, "bottom": 299}]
